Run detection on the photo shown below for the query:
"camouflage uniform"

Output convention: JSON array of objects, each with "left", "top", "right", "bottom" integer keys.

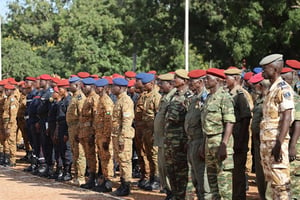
[
  {"left": 260, "top": 77, "right": 294, "bottom": 199},
  {"left": 164, "top": 87, "right": 192, "bottom": 200},
  {"left": 142, "top": 88, "right": 161, "bottom": 181},
  {"left": 290, "top": 93, "right": 300, "bottom": 198},
  {"left": 134, "top": 92, "right": 149, "bottom": 179},
  {"left": 154, "top": 88, "right": 176, "bottom": 192},
  {"left": 79, "top": 90, "right": 98, "bottom": 174},
  {"left": 251, "top": 95, "right": 268, "bottom": 200},
  {"left": 0, "top": 93, "right": 6, "bottom": 158},
  {"left": 185, "top": 88, "right": 210, "bottom": 200},
  {"left": 94, "top": 93, "right": 114, "bottom": 179},
  {"left": 17, "top": 93, "right": 31, "bottom": 153},
  {"left": 201, "top": 87, "right": 236, "bottom": 200},
  {"left": 66, "top": 90, "right": 86, "bottom": 184},
  {"left": 229, "top": 85, "right": 252, "bottom": 200},
  {"left": 3, "top": 92, "right": 19, "bottom": 165},
  {"left": 112, "top": 92, "right": 135, "bottom": 182}
]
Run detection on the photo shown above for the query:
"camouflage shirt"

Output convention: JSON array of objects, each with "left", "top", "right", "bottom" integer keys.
[
  {"left": 3, "top": 93, "right": 19, "bottom": 129},
  {"left": 142, "top": 89, "right": 161, "bottom": 122},
  {"left": 201, "top": 87, "right": 235, "bottom": 136},
  {"left": 251, "top": 95, "right": 264, "bottom": 141},
  {"left": 66, "top": 90, "right": 86, "bottom": 126}
]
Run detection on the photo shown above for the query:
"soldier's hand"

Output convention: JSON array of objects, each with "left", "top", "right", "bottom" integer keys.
[
  {"left": 289, "top": 144, "right": 296, "bottom": 162},
  {"left": 119, "top": 143, "right": 125, "bottom": 151},
  {"left": 218, "top": 142, "right": 227, "bottom": 161},
  {"left": 271, "top": 140, "right": 282, "bottom": 162},
  {"left": 103, "top": 142, "right": 109, "bottom": 151},
  {"left": 63, "top": 135, "right": 69, "bottom": 143}
]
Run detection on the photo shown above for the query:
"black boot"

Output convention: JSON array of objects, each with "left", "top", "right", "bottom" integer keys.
[
  {"left": 38, "top": 164, "right": 49, "bottom": 177},
  {"left": 80, "top": 172, "right": 96, "bottom": 189},
  {"left": 48, "top": 166, "right": 60, "bottom": 179},
  {"left": 144, "top": 176, "right": 160, "bottom": 191},
  {"left": 63, "top": 165, "right": 72, "bottom": 181},
  {"left": 18, "top": 151, "right": 30, "bottom": 162},
  {"left": 92, "top": 176, "right": 112, "bottom": 193},
  {"left": 24, "top": 155, "right": 38, "bottom": 172},
  {"left": 3, "top": 154, "right": 10, "bottom": 167},
  {"left": 0, "top": 152, "right": 4, "bottom": 165},
  {"left": 112, "top": 178, "right": 130, "bottom": 196},
  {"left": 55, "top": 167, "right": 64, "bottom": 181},
  {"left": 164, "top": 189, "right": 173, "bottom": 200},
  {"left": 137, "top": 178, "right": 149, "bottom": 189},
  {"left": 47, "top": 165, "right": 55, "bottom": 178}
]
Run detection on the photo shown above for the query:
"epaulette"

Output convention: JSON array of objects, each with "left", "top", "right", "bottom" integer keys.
[
  {"left": 77, "top": 94, "right": 82, "bottom": 100},
  {"left": 237, "top": 89, "right": 244, "bottom": 95},
  {"left": 278, "top": 81, "right": 288, "bottom": 89}
]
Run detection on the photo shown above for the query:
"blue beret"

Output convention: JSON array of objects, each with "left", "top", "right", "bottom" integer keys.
[
  {"left": 69, "top": 77, "right": 80, "bottom": 83},
  {"left": 113, "top": 78, "right": 128, "bottom": 87},
  {"left": 141, "top": 73, "right": 155, "bottom": 84},
  {"left": 94, "top": 79, "right": 108, "bottom": 87},
  {"left": 136, "top": 72, "right": 147, "bottom": 79},
  {"left": 253, "top": 67, "right": 262, "bottom": 74},
  {"left": 82, "top": 77, "right": 96, "bottom": 85}
]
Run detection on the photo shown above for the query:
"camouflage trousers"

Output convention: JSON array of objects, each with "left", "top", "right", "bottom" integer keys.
[
  {"left": 112, "top": 136, "right": 132, "bottom": 182},
  {"left": 135, "top": 123, "right": 149, "bottom": 178},
  {"left": 205, "top": 134, "right": 233, "bottom": 200},
  {"left": 79, "top": 130, "right": 97, "bottom": 174},
  {"left": 17, "top": 118, "right": 31, "bottom": 151},
  {"left": 68, "top": 125, "right": 86, "bottom": 183},
  {"left": 0, "top": 124, "right": 5, "bottom": 153},
  {"left": 143, "top": 121, "right": 158, "bottom": 177},
  {"left": 253, "top": 138, "right": 267, "bottom": 200},
  {"left": 164, "top": 133, "right": 188, "bottom": 200},
  {"left": 187, "top": 138, "right": 210, "bottom": 200},
  {"left": 260, "top": 140, "right": 291, "bottom": 200},
  {"left": 4, "top": 123, "right": 17, "bottom": 164},
  {"left": 290, "top": 142, "right": 300, "bottom": 199},
  {"left": 158, "top": 146, "right": 170, "bottom": 190},
  {"left": 96, "top": 135, "right": 114, "bottom": 178}
]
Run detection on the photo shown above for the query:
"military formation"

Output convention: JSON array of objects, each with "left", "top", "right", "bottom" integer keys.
[{"left": 0, "top": 53, "right": 299, "bottom": 200}]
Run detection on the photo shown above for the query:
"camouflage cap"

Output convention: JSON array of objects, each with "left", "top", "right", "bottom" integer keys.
[
  {"left": 158, "top": 73, "right": 174, "bottom": 81},
  {"left": 224, "top": 68, "right": 242, "bottom": 75}
]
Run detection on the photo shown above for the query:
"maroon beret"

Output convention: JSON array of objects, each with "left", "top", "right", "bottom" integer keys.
[
  {"left": 286, "top": 60, "right": 300, "bottom": 69},
  {"left": 281, "top": 67, "right": 293, "bottom": 74},
  {"left": 4, "top": 84, "right": 15, "bottom": 90},
  {"left": 125, "top": 71, "right": 136, "bottom": 78},
  {"left": 77, "top": 72, "right": 90, "bottom": 78},
  {"left": 206, "top": 68, "right": 225, "bottom": 79},
  {"left": 188, "top": 69, "right": 206, "bottom": 79},
  {"left": 127, "top": 79, "right": 136, "bottom": 87},
  {"left": 57, "top": 79, "right": 69, "bottom": 88},
  {"left": 26, "top": 77, "right": 36, "bottom": 81},
  {"left": 40, "top": 74, "right": 52, "bottom": 80},
  {"left": 249, "top": 72, "right": 264, "bottom": 84},
  {"left": 243, "top": 72, "right": 254, "bottom": 81}
]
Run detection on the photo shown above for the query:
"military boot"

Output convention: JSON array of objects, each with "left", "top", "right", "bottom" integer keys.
[
  {"left": 112, "top": 178, "right": 130, "bottom": 196},
  {"left": 63, "top": 165, "right": 72, "bottom": 181},
  {"left": 55, "top": 167, "right": 64, "bottom": 181},
  {"left": 93, "top": 175, "right": 113, "bottom": 193},
  {"left": 3, "top": 154, "right": 10, "bottom": 167},
  {"left": 24, "top": 155, "right": 38, "bottom": 172},
  {"left": 0, "top": 152, "right": 4, "bottom": 165},
  {"left": 144, "top": 175, "right": 160, "bottom": 191},
  {"left": 80, "top": 172, "right": 96, "bottom": 189},
  {"left": 164, "top": 188, "right": 173, "bottom": 200},
  {"left": 47, "top": 165, "right": 55, "bottom": 179},
  {"left": 38, "top": 164, "right": 49, "bottom": 177}
]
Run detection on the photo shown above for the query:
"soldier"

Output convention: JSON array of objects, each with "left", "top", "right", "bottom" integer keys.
[
  {"left": 2, "top": 84, "right": 19, "bottom": 167},
  {"left": 285, "top": 60, "right": 300, "bottom": 94},
  {"left": 185, "top": 69, "right": 210, "bottom": 199},
  {"left": 200, "top": 68, "right": 235, "bottom": 199},
  {"left": 79, "top": 77, "right": 98, "bottom": 189},
  {"left": 224, "top": 67, "right": 252, "bottom": 200},
  {"left": 66, "top": 76, "right": 86, "bottom": 186},
  {"left": 139, "top": 73, "right": 161, "bottom": 191},
  {"left": 249, "top": 73, "right": 270, "bottom": 200},
  {"left": 125, "top": 71, "right": 136, "bottom": 81},
  {"left": 111, "top": 78, "right": 135, "bottom": 196},
  {"left": 55, "top": 79, "right": 72, "bottom": 181},
  {"left": 154, "top": 73, "right": 176, "bottom": 199},
  {"left": 281, "top": 67, "right": 300, "bottom": 199},
  {"left": 0, "top": 80, "right": 7, "bottom": 165},
  {"left": 164, "top": 69, "right": 192, "bottom": 200},
  {"left": 134, "top": 73, "right": 149, "bottom": 188},
  {"left": 93, "top": 78, "right": 114, "bottom": 193},
  {"left": 259, "top": 54, "right": 294, "bottom": 199},
  {"left": 17, "top": 84, "right": 32, "bottom": 162}
]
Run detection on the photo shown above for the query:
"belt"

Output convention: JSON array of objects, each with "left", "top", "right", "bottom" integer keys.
[
  {"left": 24, "top": 115, "right": 29, "bottom": 120},
  {"left": 188, "top": 135, "right": 203, "bottom": 140},
  {"left": 3, "top": 118, "right": 10, "bottom": 123},
  {"left": 206, "top": 133, "right": 222, "bottom": 138}
]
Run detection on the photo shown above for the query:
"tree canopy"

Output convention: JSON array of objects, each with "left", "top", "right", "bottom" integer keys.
[{"left": 1, "top": 0, "right": 300, "bottom": 79}]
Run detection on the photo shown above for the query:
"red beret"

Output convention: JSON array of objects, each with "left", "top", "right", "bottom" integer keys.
[
  {"left": 57, "top": 79, "right": 69, "bottom": 88},
  {"left": 77, "top": 72, "right": 90, "bottom": 78},
  {"left": 125, "top": 71, "right": 136, "bottom": 78},
  {"left": 0, "top": 80, "right": 6, "bottom": 86},
  {"left": 9, "top": 80, "right": 18, "bottom": 85},
  {"left": 18, "top": 81, "right": 25, "bottom": 86},
  {"left": 51, "top": 77, "right": 60, "bottom": 84},
  {"left": 206, "top": 68, "right": 225, "bottom": 79},
  {"left": 249, "top": 72, "right": 264, "bottom": 84},
  {"left": 53, "top": 86, "right": 59, "bottom": 93},
  {"left": 103, "top": 76, "right": 113, "bottom": 84},
  {"left": 243, "top": 72, "right": 254, "bottom": 81},
  {"left": 70, "top": 74, "right": 78, "bottom": 78},
  {"left": 188, "top": 69, "right": 206, "bottom": 79},
  {"left": 36, "top": 76, "right": 40, "bottom": 80},
  {"left": 227, "top": 66, "right": 238, "bottom": 69},
  {"left": 40, "top": 74, "right": 52, "bottom": 80},
  {"left": 112, "top": 73, "right": 124, "bottom": 78},
  {"left": 281, "top": 67, "right": 293, "bottom": 74},
  {"left": 127, "top": 79, "right": 136, "bottom": 87},
  {"left": 26, "top": 77, "right": 36, "bottom": 81},
  {"left": 148, "top": 70, "right": 157, "bottom": 75},
  {"left": 7, "top": 77, "right": 15, "bottom": 82},
  {"left": 4, "top": 84, "right": 15, "bottom": 90},
  {"left": 90, "top": 74, "right": 99, "bottom": 79},
  {"left": 286, "top": 60, "right": 300, "bottom": 69}
]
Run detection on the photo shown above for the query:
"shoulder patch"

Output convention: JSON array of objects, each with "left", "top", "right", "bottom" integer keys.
[
  {"left": 123, "top": 112, "right": 131, "bottom": 117},
  {"left": 283, "top": 91, "right": 292, "bottom": 100}
]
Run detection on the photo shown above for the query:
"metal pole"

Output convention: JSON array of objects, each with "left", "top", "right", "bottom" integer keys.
[{"left": 184, "top": 0, "right": 189, "bottom": 71}]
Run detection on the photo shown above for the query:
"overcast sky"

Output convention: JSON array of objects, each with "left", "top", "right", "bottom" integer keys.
[{"left": 0, "top": 0, "right": 11, "bottom": 20}]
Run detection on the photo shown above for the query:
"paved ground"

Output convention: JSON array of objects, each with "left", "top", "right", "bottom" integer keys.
[{"left": 0, "top": 150, "right": 260, "bottom": 200}]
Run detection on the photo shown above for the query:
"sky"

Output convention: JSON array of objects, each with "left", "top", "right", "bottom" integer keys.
[{"left": 0, "top": 0, "right": 11, "bottom": 20}]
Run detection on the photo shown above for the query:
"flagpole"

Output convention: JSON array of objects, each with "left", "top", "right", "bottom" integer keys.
[{"left": 185, "top": 0, "right": 189, "bottom": 71}]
